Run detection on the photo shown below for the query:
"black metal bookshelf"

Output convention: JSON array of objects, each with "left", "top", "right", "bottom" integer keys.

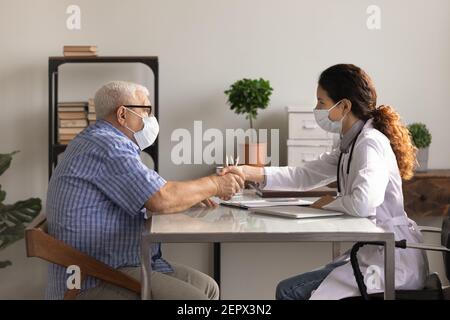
[{"left": 48, "top": 56, "right": 159, "bottom": 179}]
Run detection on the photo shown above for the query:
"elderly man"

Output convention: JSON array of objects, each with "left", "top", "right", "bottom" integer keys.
[{"left": 46, "top": 81, "right": 244, "bottom": 300}]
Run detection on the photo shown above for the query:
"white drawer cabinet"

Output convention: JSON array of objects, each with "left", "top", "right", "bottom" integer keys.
[
  {"left": 287, "top": 139, "right": 333, "bottom": 166},
  {"left": 288, "top": 112, "right": 333, "bottom": 140},
  {"left": 286, "top": 106, "right": 337, "bottom": 167}
]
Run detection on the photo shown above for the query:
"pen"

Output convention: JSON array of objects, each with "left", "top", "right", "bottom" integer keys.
[{"left": 225, "top": 155, "right": 239, "bottom": 167}]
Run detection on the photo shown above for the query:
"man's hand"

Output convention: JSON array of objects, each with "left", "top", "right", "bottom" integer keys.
[
  {"left": 210, "top": 173, "right": 244, "bottom": 200},
  {"left": 219, "top": 165, "right": 264, "bottom": 184},
  {"left": 310, "top": 195, "right": 336, "bottom": 209},
  {"left": 197, "top": 198, "right": 219, "bottom": 208}
]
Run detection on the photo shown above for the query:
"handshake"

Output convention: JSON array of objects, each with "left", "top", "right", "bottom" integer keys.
[{"left": 209, "top": 166, "right": 246, "bottom": 201}]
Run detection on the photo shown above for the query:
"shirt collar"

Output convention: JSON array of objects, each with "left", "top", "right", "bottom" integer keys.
[
  {"left": 340, "top": 119, "right": 366, "bottom": 153},
  {"left": 98, "top": 119, "right": 140, "bottom": 153}
]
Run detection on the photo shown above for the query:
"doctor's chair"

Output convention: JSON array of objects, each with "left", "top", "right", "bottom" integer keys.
[
  {"left": 348, "top": 215, "right": 450, "bottom": 300},
  {"left": 25, "top": 213, "right": 141, "bottom": 299}
]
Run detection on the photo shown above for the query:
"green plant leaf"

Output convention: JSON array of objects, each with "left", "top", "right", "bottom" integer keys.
[
  {"left": 0, "top": 260, "right": 12, "bottom": 269},
  {"left": 0, "top": 198, "right": 41, "bottom": 253},
  {"left": 408, "top": 123, "right": 432, "bottom": 149},
  {"left": 0, "top": 198, "right": 42, "bottom": 225},
  {"left": 0, "top": 150, "right": 41, "bottom": 268},
  {"left": 0, "top": 151, "right": 19, "bottom": 177},
  {"left": 0, "top": 224, "right": 26, "bottom": 250},
  {"left": 0, "top": 185, "right": 5, "bottom": 203},
  {"left": 224, "top": 78, "right": 273, "bottom": 128}
]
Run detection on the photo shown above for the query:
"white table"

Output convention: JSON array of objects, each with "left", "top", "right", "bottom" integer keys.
[{"left": 141, "top": 193, "right": 396, "bottom": 300}]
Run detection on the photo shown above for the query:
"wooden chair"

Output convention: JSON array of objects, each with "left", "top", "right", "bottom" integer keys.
[{"left": 25, "top": 213, "right": 141, "bottom": 299}]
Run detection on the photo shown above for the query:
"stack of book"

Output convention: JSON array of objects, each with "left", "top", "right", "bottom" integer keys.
[
  {"left": 58, "top": 102, "right": 88, "bottom": 145},
  {"left": 87, "top": 98, "right": 97, "bottom": 125},
  {"left": 63, "top": 45, "right": 98, "bottom": 57}
]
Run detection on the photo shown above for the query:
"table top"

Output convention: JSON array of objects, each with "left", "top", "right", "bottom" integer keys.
[{"left": 144, "top": 191, "right": 391, "bottom": 243}]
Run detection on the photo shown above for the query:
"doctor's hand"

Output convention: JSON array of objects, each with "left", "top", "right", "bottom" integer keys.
[
  {"left": 218, "top": 165, "right": 265, "bottom": 184},
  {"left": 310, "top": 195, "right": 336, "bottom": 209},
  {"left": 218, "top": 165, "right": 245, "bottom": 179},
  {"left": 210, "top": 173, "right": 245, "bottom": 200}
]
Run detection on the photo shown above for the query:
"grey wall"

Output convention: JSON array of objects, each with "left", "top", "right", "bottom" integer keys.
[{"left": 0, "top": 0, "right": 449, "bottom": 299}]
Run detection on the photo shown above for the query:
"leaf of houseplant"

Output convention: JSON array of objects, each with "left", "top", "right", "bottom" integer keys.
[
  {"left": 0, "top": 198, "right": 42, "bottom": 226},
  {"left": 0, "top": 198, "right": 41, "bottom": 252},
  {"left": 0, "top": 151, "right": 19, "bottom": 177},
  {"left": 0, "top": 151, "right": 41, "bottom": 268},
  {"left": 408, "top": 123, "right": 432, "bottom": 149},
  {"left": 0, "top": 260, "right": 12, "bottom": 268},
  {"left": 0, "top": 224, "right": 26, "bottom": 251},
  {"left": 0, "top": 184, "right": 5, "bottom": 202}
]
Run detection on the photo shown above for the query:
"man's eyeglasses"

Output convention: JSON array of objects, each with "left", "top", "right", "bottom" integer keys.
[{"left": 123, "top": 105, "right": 152, "bottom": 116}]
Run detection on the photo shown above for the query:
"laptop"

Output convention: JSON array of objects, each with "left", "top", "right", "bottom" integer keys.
[{"left": 249, "top": 205, "right": 344, "bottom": 219}]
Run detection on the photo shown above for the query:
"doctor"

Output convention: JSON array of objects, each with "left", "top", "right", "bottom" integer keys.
[{"left": 220, "top": 64, "right": 429, "bottom": 300}]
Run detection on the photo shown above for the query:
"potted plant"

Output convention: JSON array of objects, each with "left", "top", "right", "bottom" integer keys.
[
  {"left": 408, "top": 123, "right": 432, "bottom": 172},
  {"left": 224, "top": 78, "right": 273, "bottom": 166},
  {"left": 0, "top": 151, "right": 41, "bottom": 268}
]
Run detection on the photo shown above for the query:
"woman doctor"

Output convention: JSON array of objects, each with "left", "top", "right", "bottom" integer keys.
[{"left": 220, "top": 64, "right": 429, "bottom": 300}]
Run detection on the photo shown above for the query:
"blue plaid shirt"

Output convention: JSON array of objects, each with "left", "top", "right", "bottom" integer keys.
[{"left": 45, "top": 119, "right": 173, "bottom": 300}]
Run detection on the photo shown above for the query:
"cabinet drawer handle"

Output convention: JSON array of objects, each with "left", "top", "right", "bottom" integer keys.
[
  {"left": 302, "top": 153, "right": 317, "bottom": 162},
  {"left": 302, "top": 121, "right": 318, "bottom": 129}
]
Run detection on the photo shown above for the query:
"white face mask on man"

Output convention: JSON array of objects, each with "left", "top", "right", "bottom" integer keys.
[
  {"left": 313, "top": 100, "right": 346, "bottom": 134},
  {"left": 123, "top": 107, "right": 159, "bottom": 150}
]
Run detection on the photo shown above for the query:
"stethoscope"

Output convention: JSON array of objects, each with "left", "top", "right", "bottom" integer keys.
[{"left": 336, "top": 128, "right": 364, "bottom": 194}]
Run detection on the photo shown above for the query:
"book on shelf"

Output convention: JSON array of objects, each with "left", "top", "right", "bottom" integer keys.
[
  {"left": 63, "top": 45, "right": 97, "bottom": 52},
  {"left": 58, "top": 134, "right": 78, "bottom": 141},
  {"left": 58, "top": 101, "right": 87, "bottom": 107},
  {"left": 58, "top": 127, "right": 85, "bottom": 135},
  {"left": 58, "top": 111, "right": 86, "bottom": 120},
  {"left": 87, "top": 98, "right": 97, "bottom": 125},
  {"left": 58, "top": 102, "right": 87, "bottom": 112},
  {"left": 63, "top": 45, "right": 98, "bottom": 57},
  {"left": 250, "top": 183, "right": 338, "bottom": 198},
  {"left": 57, "top": 106, "right": 86, "bottom": 112},
  {"left": 55, "top": 99, "right": 93, "bottom": 145},
  {"left": 88, "top": 98, "right": 95, "bottom": 111},
  {"left": 59, "top": 119, "right": 88, "bottom": 128}
]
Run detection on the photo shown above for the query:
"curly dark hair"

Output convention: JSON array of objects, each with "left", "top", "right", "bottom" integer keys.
[{"left": 318, "top": 64, "right": 417, "bottom": 180}]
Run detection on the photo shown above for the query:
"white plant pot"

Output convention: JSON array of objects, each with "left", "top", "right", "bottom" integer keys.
[{"left": 416, "top": 147, "right": 429, "bottom": 172}]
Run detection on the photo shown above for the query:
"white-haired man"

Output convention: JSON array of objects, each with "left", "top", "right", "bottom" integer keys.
[{"left": 46, "top": 81, "right": 244, "bottom": 300}]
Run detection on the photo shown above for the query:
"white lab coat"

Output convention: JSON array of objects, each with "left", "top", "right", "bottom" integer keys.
[{"left": 264, "top": 119, "right": 429, "bottom": 299}]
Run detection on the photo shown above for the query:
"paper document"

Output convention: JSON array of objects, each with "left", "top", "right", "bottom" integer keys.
[{"left": 220, "top": 198, "right": 313, "bottom": 209}]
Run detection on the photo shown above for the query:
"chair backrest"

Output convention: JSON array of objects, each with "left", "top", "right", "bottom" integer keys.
[
  {"left": 25, "top": 213, "right": 141, "bottom": 299},
  {"left": 442, "top": 215, "right": 450, "bottom": 281}
]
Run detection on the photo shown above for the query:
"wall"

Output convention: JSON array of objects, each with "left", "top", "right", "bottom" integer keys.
[{"left": 0, "top": 0, "right": 449, "bottom": 299}]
